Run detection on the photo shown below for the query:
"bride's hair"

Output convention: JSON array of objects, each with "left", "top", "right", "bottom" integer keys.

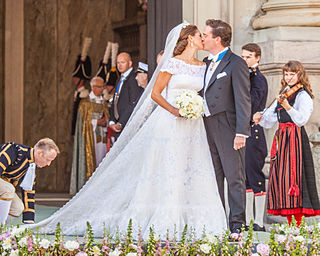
[{"left": 173, "top": 25, "right": 198, "bottom": 56}]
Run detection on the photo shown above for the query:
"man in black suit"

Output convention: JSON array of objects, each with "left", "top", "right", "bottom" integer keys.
[
  {"left": 201, "top": 19, "right": 251, "bottom": 237},
  {"left": 241, "top": 43, "right": 268, "bottom": 231},
  {"left": 109, "top": 52, "right": 144, "bottom": 141}
]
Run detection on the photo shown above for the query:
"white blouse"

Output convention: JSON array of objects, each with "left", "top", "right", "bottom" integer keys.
[{"left": 259, "top": 90, "right": 313, "bottom": 128}]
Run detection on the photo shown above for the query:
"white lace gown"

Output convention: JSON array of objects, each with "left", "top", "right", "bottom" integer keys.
[{"left": 34, "top": 58, "right": 227, "bottom": 238}]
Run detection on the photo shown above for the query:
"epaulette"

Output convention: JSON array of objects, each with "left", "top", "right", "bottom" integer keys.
[{"left": 10, "top": 143, "right": 24, "bottom": 165}]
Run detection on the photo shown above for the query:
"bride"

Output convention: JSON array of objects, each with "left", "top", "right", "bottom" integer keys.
[{"left": 32, "top": 23, "right": 227, "bottom": 238}]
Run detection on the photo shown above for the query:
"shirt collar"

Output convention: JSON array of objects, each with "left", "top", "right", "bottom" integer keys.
[
  {"left": 251, "top": 63, "right": 259, "bottom": 69},
  {"left": 208, "top": 47, "right": 229, "bottom": 61},
  {"left": 89, "top": 91, "right": 103, "bottom": 101},
  {"left": 122, "top": 67, "right": 133, "bottom": 78}
]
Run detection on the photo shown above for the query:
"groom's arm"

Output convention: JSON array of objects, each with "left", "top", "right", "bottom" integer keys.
[{"left": 232, "top": 58, "right": 251, "bottom": 137}]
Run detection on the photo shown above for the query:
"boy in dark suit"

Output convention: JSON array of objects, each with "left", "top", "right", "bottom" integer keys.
[{"left": 241, "top": 43, "right": 268, "bottom": 231}]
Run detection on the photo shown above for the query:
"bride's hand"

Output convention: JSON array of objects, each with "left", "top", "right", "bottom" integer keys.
[{"left": 170, "top": 108, "right": 182, "bottom": 117}]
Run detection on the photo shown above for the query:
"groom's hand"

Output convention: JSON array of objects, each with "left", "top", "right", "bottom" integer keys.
[{"left": 233, "top": 136, "right": 246, "bottom": 150}]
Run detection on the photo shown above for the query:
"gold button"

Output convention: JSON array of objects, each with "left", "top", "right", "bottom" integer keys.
[
  {"left": 259, "top": 182, "right": 262, "bottom": 185},
  {"left": 255, "top": 129, "right": 258, "bottom": 133},
  {"left": 256, "top": 136, "right": 259, "bottom": 139}
]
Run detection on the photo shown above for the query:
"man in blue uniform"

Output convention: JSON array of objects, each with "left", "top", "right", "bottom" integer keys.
[
  {"left": 241, "top": 43, "right": 268, "bottom": 231},
  {"left": 0, "top": 138, "right": 59, "bottom": 224}
]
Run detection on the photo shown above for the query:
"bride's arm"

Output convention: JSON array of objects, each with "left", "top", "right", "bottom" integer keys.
[{"left": 151, "top": 72, "right": 181, "bottom": 117}]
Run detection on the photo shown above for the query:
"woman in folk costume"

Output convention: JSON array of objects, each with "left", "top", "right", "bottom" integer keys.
[{"left": 253, "top": 61, "right": 320, "bottom": 226}]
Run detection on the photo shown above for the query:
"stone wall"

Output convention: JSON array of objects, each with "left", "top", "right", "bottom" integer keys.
[{"left": 23, "top": 0, "right": 117, "bottom": 192}]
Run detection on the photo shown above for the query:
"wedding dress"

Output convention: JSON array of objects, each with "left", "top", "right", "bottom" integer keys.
[{"left": 31, "top": 24, "right": 227, "bottom": 238}]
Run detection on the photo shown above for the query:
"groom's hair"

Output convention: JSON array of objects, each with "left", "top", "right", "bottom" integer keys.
[{"left": 205, "top": 19, "right": 232, "bottom": 47}]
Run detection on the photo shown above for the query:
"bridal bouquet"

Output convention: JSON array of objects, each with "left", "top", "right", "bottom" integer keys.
[{"left": 175, "top": 89, "right": 204, "bottom": 119}]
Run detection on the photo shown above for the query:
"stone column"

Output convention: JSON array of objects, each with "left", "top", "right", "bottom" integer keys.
[
  {"left": 309, "top": 132, "right": 320, "bottom": 200},
  {"left": 253, "top": 0, "right": 320, "bottom": 29},
  {"left": 5, "top": 0, "right": 24, "bottom": 142},
  {"left": 251, "top": 0, "right": 320, "bottom": 144},
  {"left": 252, "top": 1, "right": 320, "bottom": 224}
]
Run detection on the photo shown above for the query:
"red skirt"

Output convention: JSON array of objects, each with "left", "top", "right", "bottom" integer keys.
[{"left": 267, "top": 122, "right": 320, "bottom": 217}]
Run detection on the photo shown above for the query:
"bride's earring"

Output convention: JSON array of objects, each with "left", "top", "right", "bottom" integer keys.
[{"left": 191, "top": 41, "right": 194, "bottom": 48}]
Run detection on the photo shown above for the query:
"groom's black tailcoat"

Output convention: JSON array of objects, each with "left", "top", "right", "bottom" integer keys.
[{"left": 201, "top": 49, "right": 251, "bottom": 231}]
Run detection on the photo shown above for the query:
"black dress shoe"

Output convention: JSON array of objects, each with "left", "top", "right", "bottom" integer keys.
[{"left": 253, "top": 223, "right": 266, "bottom": 232}]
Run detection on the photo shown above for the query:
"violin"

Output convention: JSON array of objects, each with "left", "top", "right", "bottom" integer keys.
[
  {"left": 252, "top": 83, "right": 304, "bottom": 127},
  {"left": 278, "top": 83, "right": 303, "bottom": 104}
]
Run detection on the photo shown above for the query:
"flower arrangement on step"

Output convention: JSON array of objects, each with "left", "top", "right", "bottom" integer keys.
[{"left": 0, "top": 218, "right": 320, "bottom": 255}]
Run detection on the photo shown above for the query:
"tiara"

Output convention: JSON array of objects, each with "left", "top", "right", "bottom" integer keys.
[{"left": 182, "top": 23, "right": 190, "bottom": 29}]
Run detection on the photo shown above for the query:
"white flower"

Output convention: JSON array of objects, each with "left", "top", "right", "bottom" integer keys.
[
  {"left": 64, "top": 240, "right": 80, "bottom": 251},
  {"left": 175, "top": 89, "right": 204, "bottom": 119},
  {"left": 256, "top": 243, "right": 270, "bottom": 256},
  {"left": 129, "top": 244, "right": 138, "bottom": 250},
  {"left": 127, "top": 253, "right": 137, "bottom": 256},
  {"left": 10, "top": 227, "right": 26, "bottom": 237},
  {"left": 9, "top": 249, "right": 19, "bottom": 256},
  {"left": 3, "top": 237, "right": 12, "bottom": 250},
  {"left": 18, "top": 236, "right": 28, "bottom": 247},
  {"left": 294, "top": 235, "right": 304, "bottom": 243},
  {"left": 92, "top": 245, "right": 100, "bottom": 255},
  {"left": 252, "top": 254, "right": 259, "bottom": 256},
  {"left": 206, "top": 234, "right": 219, "bottom": 244},
  {"left": 276, "top": 235, "right": 287, "bottom": 243},
  {"left": 40, "top": 238, "right": 51, "bottom": 249},
  {"left": 200, "top": 243, "right": 211, "bottom": 254},
  {"left": 76, "top": 252, "right": 88, "bottom": 256},
  {"left": 109, "top": 248, "right": 121, "bottom": 256}
]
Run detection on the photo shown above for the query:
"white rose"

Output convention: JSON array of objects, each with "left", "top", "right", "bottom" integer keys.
[
  {"left": 179, "top": 108, "right": 187, "bottom": 117},
  {"left": 40, "top": 238, "right": 51, "bottom": 249},
  {"left": 109, "top": 248, "right": 121, "bottom": 256},
  {"left": 200, "top": 243, "right": 211, "bottom": 254},
  {"left": 294, "top": 235, "right": 304, "bottom": 243},
  {"left": 18, "top": 236, "right": 28, "bottom": 247},
  {"left": 64, "top": 240, "right": 80, "bottom": 251},
  {"left": 127, "top": 253, "right": 137, "bottom": 256}
]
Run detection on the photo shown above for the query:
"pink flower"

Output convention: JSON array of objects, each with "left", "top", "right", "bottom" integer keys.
[
  {"left": 0, "top": 232, "right": 10, "bottom": 241},
  {"left": 27, "top": 236, "right": 34, "bottom": 252},
  {"left": 102, "top": 245, "right": 109, "bottom": 252},
  {"left": 257, "top": 243, "right": 270, "bottom": 256},
  {"left": 142, "top": 2, "right": 147, "bottom": 11}
]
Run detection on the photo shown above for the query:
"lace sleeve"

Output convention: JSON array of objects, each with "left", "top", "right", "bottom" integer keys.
[{"left": 160, "top": 58, "right": 177, "bottom": 74}]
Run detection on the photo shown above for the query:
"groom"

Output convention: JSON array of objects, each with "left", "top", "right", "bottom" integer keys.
[{"left": 201, "top": 19, "right": 251, "bottom": 236}]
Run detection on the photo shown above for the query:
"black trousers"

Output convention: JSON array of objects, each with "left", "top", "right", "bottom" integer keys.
[{"left": 204, "top": 112, "right": 246, "bottom": 231}]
